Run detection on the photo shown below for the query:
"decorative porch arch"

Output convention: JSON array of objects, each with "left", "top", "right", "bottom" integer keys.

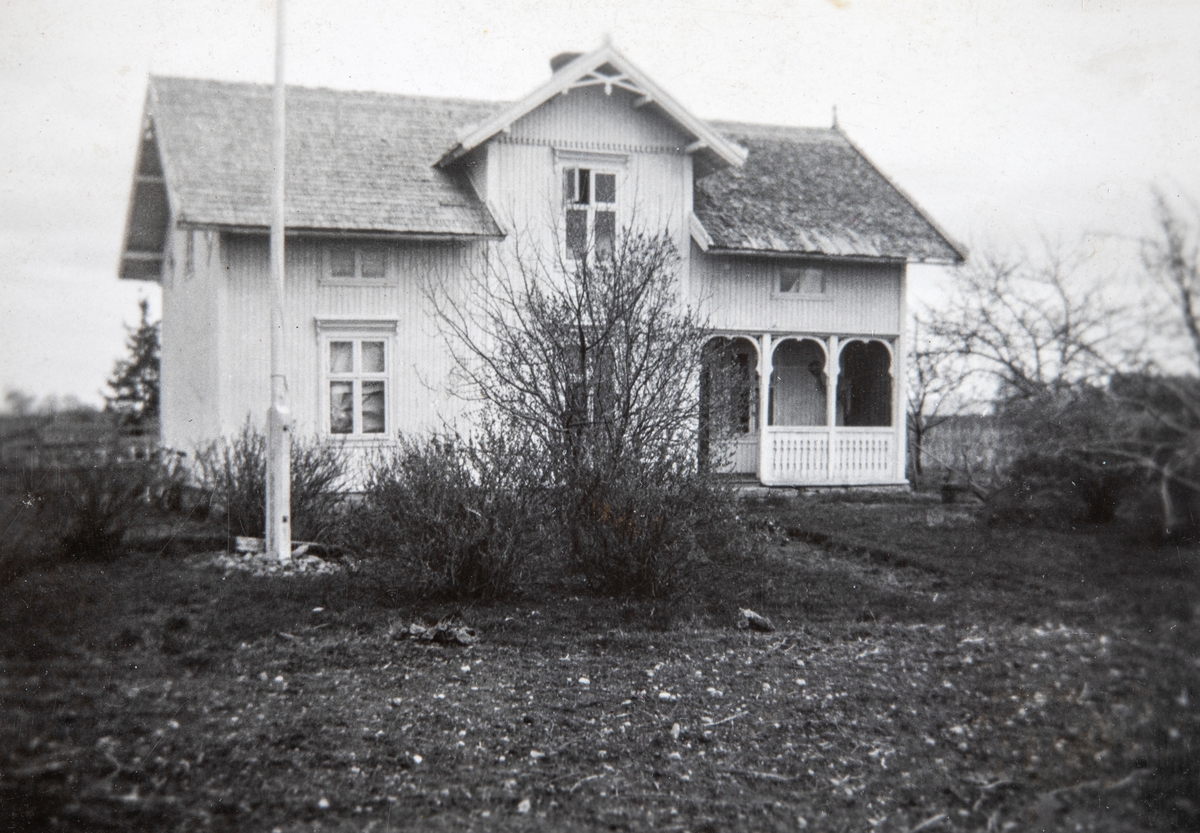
[
  {"left": 836, "top": 338, "right": 893, "bottom": 427},
  {"left": 699, "top": 336, "right": 760, "bottom": 473},
  {"left": 769, "top": 337, "right": 828, "bottom": 427}
]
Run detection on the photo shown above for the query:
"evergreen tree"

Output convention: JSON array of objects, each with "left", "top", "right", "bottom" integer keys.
[{"left": 105, "top": 298, "right": 160, "bottom": 431}]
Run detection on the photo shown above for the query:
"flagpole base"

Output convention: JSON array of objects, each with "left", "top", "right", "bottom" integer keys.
[{"left": 265, "top": 403, "right": 292, "bottom": 563}]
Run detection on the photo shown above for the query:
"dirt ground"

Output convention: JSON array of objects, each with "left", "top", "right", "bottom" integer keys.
[{"left": 3, "top": 497, "right": 1199, "bottom": 832}]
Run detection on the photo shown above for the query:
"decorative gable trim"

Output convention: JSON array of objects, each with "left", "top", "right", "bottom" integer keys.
[
  {"left": 119, "top": 105, "right": 175, "bottom": 282},
  {"left": 553, "top": 147, "right": 630, "bottom": 167},
  {"left": 437, "top": 38, "right": 747, "bottom": 171}
]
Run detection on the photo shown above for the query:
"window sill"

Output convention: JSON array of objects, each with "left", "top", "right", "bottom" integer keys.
[
  {"left": 318, "top": 277, "right": 392, "bottom": 288},
  {"left": 320, "top": 434, "right": 398, "bottom": 447},
  {"left": 771, "top": 292, "right": 833, "bottom": 302}
]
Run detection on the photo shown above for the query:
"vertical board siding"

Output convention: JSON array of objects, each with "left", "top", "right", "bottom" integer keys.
[
  {"left": 508, "top": 86, "right": 689, "bottom": 149},
  {"left": 491, "top": 85, "right": 691, "bottom": 262},
  {"left": 488, "top": 142, "right": 690, "bottom": 259},
  {"left": 219, "top": 235, "right": 475, "bottom": 441},
  {"left": 691, "top": 244, "right": 904, "bottom": 335},
  {"left": 161, "top": 226, "right": 222, "bottom": 453}
]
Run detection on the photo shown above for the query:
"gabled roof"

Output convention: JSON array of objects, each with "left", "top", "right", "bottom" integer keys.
[
  {"left": 695, "top": 122, "right": 965, "bottom": 264},
  {"left": 141, "top": 76, "right": 507, "bottom": 236},
  {"left": 119, "top": 61, "right": 965, "bottom": 280},
  {"left": 436, "top": 39, "right": 747, "bottom": 173}
]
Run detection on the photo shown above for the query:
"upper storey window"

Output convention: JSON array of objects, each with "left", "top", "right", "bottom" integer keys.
[
  {"left": 778, "top": 266, "right": 826, "bottom": 295},
  {"left": 564, "top": 167, "right": 617, "bottom": 260},
  {"left": 325, "top": 242, "right": 388, "bottom": 284}
]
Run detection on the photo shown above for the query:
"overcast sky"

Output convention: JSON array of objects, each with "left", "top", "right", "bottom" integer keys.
[{"left": 2, "top": 0, "right": 1198, "bottom": 405}]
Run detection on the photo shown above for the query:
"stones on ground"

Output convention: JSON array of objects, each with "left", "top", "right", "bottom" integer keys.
[
  {"left": 393, "top": 614, "right": 478, "bottom": 646},
  {"left": 211, "top": 546, "right": 341, "bottom": 577},
  {"left": 517, "top": 798, "right": 531, "bottom": 814},
  {"left": 739, "top": 608, "right": 776, "bottom": 632}
]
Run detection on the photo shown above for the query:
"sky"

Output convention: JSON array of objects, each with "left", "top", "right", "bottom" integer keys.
[{"left": 1, "top": 0, "right": 1198, "bottom": 405}]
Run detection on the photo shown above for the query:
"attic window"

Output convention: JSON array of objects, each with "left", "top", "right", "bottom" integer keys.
[
  {"left": 778, "top": 267, "right": 825, "bottom": 295},
  {"left": 326, "top": 243, "right": 387, "bottom": 283},
  {"left": 563, "top": 167, "right": 617, "bottom": 260}
]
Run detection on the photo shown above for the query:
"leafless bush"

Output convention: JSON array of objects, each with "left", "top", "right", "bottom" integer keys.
[
  {"left": 347, "top": 432, "right": 541, "bottom": 602},
  {"left": 196, "top": 421, "right": 347, "bottom": 544},
  {"left": 567, "top": 461, "right": 745, "bottom": 599},
  {"left": 431, "top": 226, "right": 748, "bottom": 598}
]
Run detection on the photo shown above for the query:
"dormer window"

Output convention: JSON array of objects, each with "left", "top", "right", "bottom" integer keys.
[
  {"left": 564, "top": 167, "right": 617, "bottom": 260},
  {"left": 325, "top": 242, "right": 388, "bottom": 283}
]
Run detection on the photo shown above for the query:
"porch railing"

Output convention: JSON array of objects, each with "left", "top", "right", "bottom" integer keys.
[{"left": 764, "top": 426, "right": 896, "bottom": 485}]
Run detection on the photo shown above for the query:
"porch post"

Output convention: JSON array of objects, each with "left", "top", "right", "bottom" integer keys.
[
  {"left": 896, "top": 270, "right": 910, "bottom": 483},
  {"left": 757, "top": 333, "right": 773, "bottom": 485},
  {"left": 892, "top": 334, "right": 906, "bottom": 482},
  {"left": 826, "top": 335, "right": 839, "bottom": 482}
]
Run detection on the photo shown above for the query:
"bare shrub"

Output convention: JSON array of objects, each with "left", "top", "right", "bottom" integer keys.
[
  {"left": 566, "top": 462, "right": 746, "bottom": 600},
  {"left": 348, "top": 433, "right": 539, "bottom": 601},
  {"left": 4, "top": 447, "right": 176, "bottom": 566},
  {"left": 431, "top": 226, "right": 748, "bottom": 599},
  {"left": 0, "top": 488, "right": 56, "bottom": 585},
  {"left": 196, "top": 421, "right": 347, "bottom": 544}
]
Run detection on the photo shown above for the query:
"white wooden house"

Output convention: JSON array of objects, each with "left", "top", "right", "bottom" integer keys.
[{"left": 118, "top": 42, "right": 963, "bottom": 488}]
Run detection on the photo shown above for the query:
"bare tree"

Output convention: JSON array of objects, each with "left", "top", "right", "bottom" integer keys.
[
  {"left": 433, "top": 227, "right": 711, "bottom": 475},
  {"left": 1134, "top": 191, "right": 1200, "bottom": 533},
  {"left": 918, "top": 214, "right": 1200, "bottom": 533},
  {"left": 906, "top": 314, "right": 968, "bottom": 480},
  {"left": 926, "top": 245, "right": 1129, "bottom": 401},
  {"left": 1145, "top": 190, "right": 1200, "bottom": 372},
  {"left": 429, "top": 225, "right": 742, "bottom": 597},
  {"left": 917, "top": 242, "right": 1141, "bottom": 507}
]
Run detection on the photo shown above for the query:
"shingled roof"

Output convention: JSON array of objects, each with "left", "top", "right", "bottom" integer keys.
[
  {"left": 125, "top": 76, "right": 962, "bottom": 270},
  {"left": 147, "top": 76, "right": 507, "bottom": 236},
  {"left": 696, "top": 122, "right": 964, "bottom": 264}
]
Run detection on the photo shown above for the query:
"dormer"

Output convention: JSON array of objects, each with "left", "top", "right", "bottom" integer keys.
[{"left": 437, "top": 39, "right": 747, "bottom": 178}]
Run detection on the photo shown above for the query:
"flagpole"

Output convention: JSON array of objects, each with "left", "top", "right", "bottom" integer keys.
[{"left": 266, "top": 0, "right": 292, "bottom": 563}]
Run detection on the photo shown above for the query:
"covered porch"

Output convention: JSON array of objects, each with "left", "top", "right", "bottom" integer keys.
[{"left": 700, "top": 334, "right": 906, "bottom": 487}]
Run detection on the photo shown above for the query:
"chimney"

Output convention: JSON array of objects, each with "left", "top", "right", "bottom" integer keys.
[{"left": 550, "top": 52, "right": 582, "bottom": 73}]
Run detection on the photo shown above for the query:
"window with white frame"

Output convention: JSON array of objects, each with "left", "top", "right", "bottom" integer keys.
[
  {"left": 325, "top": 242, "right": 388, "bottom": 283},
  {"left": 563, "top": 167, "right": 617, "bottom": 260},
  {"left": 778, "top": 266, "right": 826, "bottom": 295},
  {"left": 323, "top": 336, "right": 389, "bottom": 436}
]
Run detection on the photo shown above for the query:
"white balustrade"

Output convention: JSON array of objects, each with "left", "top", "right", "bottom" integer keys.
[
  {"left": 831, "top": 429, "right": 894, "bottom": 482},
  {"left": 762, "top": 426, "right": 895, "bottom": 484},
  {"left": 767, "top": 428, "right": 828, "bottom": 482}
]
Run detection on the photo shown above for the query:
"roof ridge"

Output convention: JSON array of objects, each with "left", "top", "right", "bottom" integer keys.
[
  {"left": 708, "top": 119, "right": 841, "bottom": 136},
  {"left": 148, "top": 74, "right": 511, "bottom": 109}
]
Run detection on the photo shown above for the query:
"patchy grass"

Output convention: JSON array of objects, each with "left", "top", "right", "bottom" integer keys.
[{"left": 2, "top": 497, "right": 1200, "bottom": 832}]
